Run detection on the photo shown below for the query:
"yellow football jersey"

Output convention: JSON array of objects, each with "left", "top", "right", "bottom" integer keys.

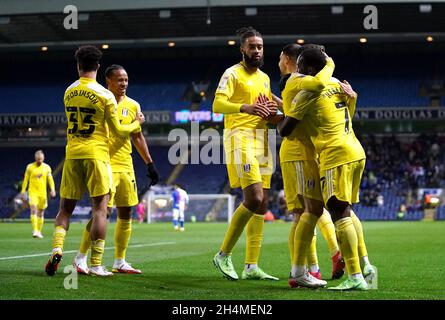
[
  {"left": 288, "top": 80, "right": 366, "bottom": 171},
  {"left": 214, "top": 61, "right": 271, "bottom": 129},
  {"left": 280, "top": 74, "right": 316, "bottom": 163},
  {"left": 280, "top": 59, "right": 335, "bottom": 163},
  {"left": 63, "top": 77, "right": 140, "bottom": 162},
  {"left": 21, "top": 162, "right": 55, "bottom": 196},
  {"left": 109, "top": 96, "right": 142, "bottom": 172}
]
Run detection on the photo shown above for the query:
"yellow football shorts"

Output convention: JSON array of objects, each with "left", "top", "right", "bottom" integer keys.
[
  {"left": 108, "top": 171, "right": 138, "bottom": 208},
  {"left": 28, "top": 194, "right": 47, "bottom": 210},
  {"left": 60, "top": 159, "right": 112, "bottom": 200},
  {"left": 320, "top": 159, "right": 365, "bottom": 206},
  {"left": 224, "top": 130, "right": 273, "bottom": 190},
  {"left": 281, "top": 159, "right": 323, "bottom": 212}
]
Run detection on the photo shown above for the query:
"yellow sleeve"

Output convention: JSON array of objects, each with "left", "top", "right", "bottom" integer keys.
[
  {"left": 105, "top": 97, "right": 141, "bottom": 136},
  {"left": 213, "top": 70, "right": 242, "bottom": 114},
  {"left": 21, "top": 165, "right": 30, "bottom": 193},
  {"left": 297, "top": 58, "right": 335, "bottom": 91},
  {"left": 132, "top": 102, "right": 142, "bottom": 134},
  {"left": 213, "top": 95, "right": 242, "bottom": 114},
  {"left": 288, "top": 91, "right": 318, "bottom": 120},
  {"left": 47, "top": 166, "right": 55, "bottom": 192}
]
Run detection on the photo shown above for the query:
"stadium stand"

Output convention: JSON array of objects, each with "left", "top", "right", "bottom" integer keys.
[{"left": 2, "top": 54, "right": 443, "bottom": 114}]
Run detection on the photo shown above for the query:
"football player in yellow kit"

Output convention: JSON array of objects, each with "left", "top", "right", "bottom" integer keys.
[
  {"left": 73, "top": 64, "right": 159, "bottom": 275},
  {"left": 212, "top": 27, "right": 279, "bottom": 281},
  {"left": 45, "top": 46, "right": 145, "bottom": 277},
  {"left": 277, "top": 44, "right": 345, "bottom": 288},
  {"left": 20, "top": 150, "right": 56, "bottom": 238},
  {"left": 278, "top": 48, "right": 376, "bottom": 290}
]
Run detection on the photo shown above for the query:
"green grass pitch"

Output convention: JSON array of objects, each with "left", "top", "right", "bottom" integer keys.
[{"left": 0, "top": 220, "right": 444, "bottom": 300}]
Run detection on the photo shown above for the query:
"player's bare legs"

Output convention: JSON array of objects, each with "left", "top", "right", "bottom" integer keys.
[
  {"left": 327, "top": 197, "right": 367, "bottom": 290},
  {"left": 45, "top": 198, "right": 77, "bottom": 276},
  {"left": 242, "top": 182, "right": 264, "bottom": 212},
  {"left": 89, "top": 194, "right": 113, "bottom": 276},
  {"left": 54, "top": 198, "right": 77, "bottom": 231},
  {"left": 112, "top": 206, "right": 141, "bottom": 274}
]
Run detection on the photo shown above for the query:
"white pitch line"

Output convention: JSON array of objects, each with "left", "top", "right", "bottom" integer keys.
[{"left": 0, "top": 241, "right": 176, "bottom": 261}]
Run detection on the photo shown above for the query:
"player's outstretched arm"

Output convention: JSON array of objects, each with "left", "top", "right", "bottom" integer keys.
[
  {"left": 106, "top": 101, "right": 144, "bottom": 137},
  {"left": 339, "top": 80, "right": 358, "bottom": 117},
  {"left": 298, "top": 56, "right": 335, "bottom": 91},
  {"left": 131, "top": 131, "right": 160, "bottom": 186},
  {"left": 48, "top": 171, "right": 56, "bottom": 198},
  {"left": 213, "top": 94, "right": 244, "bottom": 114},
  {"left": 277, "top": 116, "right": 299, "bottom": 137},
  {"left": 213, "top": 93, "right": 271, "bottom": 118},
  {"left": 272, "top": 93, "right": 284, "bottom": 113},
  {"left": 279, "top": 90, "right": 317, "bottom": 136}
]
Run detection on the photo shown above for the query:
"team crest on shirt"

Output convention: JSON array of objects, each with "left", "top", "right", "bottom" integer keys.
[
  {"left": 264, "top": 82, "right": 269, "bottom": 89},
  {"left": 307, "top": 179, "right": 315, "bottom": 190},
  {"left": 244, "top": 164, "right": 251, "bottom": 173},
  {"left": 122, "top": 108, "right": 128, "bottom": 117},
  {"left": 218, "top": 75, "right": 229, "bottom": 90}
]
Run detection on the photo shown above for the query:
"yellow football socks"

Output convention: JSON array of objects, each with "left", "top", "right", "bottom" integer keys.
[
  {"left": 220, "top": 203, "right": 254, "bottom": 255},
  {"left": 115, "top": 218, "right": 132, "bottom": 260},
  {"left": 307, "top": 232, "right": 318, "bottom": 268},
  {"left": 288, "top": 221, "right": 298, "bottom": 263},
  {"left": 90, "top": 239, "right": 105, "bottom": 267},
  {"left": 334, "top": 217, "right": 361, "bottom": 275},
  {"left": 36, "top": 216, "right": 44, "bottom": 233},
  {"left": 350, "top": 210, "right": 368, "bottom": 258},
  {"left": 293, "top": 212, "right": 318, "bottom": 266},
  {"left": 52, "top": 226, "right": 66, "bottom": 252},
  {"left": 245, "top": 214, "right": 264, "bottom": 265},
  {"left": 79, "top": 223, "right": 92, "bottom": 255},
  {"left": 30, "top": 214, "right": 38, "bottom": 233},
  {"left": 317, "top": 210, "right": 339, "bottom": 257}
]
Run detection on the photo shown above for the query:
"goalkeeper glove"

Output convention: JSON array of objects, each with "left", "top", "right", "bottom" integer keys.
[{"left": 147, "top": 162, "right": 159, "bottom": 187}]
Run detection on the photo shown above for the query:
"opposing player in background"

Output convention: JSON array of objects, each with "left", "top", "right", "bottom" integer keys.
[
  {"left": 136, "top": 200, "right": 146, "bottom": 224},
  {"left": 171, "top": 184, "right": 189, "bottom": 231},
  {"left": 74, "top": 64, "right": 159, "bottom": 275},
  {"left": 279, "top": 48, "right": 375, "bottom": 290},
  {"left": 277, "top": 43, "right": 344, "bottom": 287},
  {"left": 45, "top": 46, "right": 145, "bottom": 277},
  {"left": 20, "top": 150, "right": 56, "bottom": 238},
  {"left": 212, "top": 26, "right": 279, "bottom": 281}
]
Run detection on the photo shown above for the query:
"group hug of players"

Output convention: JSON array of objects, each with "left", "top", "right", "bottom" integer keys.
[
  {"left": 21, "top": 25, "right": 375, "bottom": 290},
  {"left": 212, "top": 26, "right": 376, "bottom": 291}
]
